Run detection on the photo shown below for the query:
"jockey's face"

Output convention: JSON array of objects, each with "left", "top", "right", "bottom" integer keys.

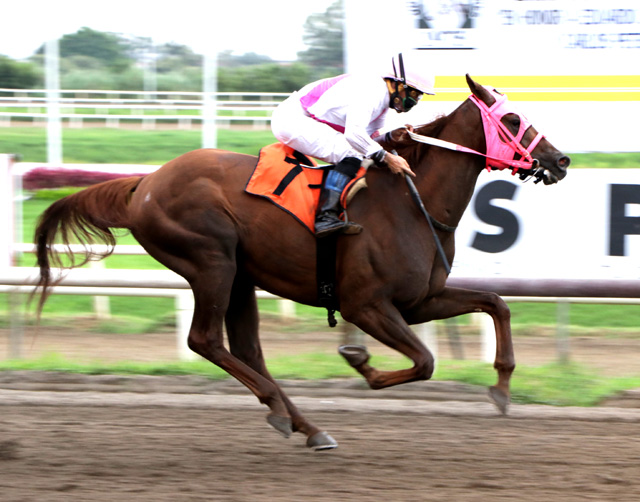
[
  {"left": 402, "top": 87, "right": 423, "bottom": 112},
  {"left": 389, "top": 82, "right": 423, "bottom": 113}
]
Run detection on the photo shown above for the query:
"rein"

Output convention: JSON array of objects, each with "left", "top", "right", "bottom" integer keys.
[
  {"left": 404, "top": 173, "right": 453, "bottom": 275},
  {"left": 407, "top": 129, "right": 537, "bottom": 174}
]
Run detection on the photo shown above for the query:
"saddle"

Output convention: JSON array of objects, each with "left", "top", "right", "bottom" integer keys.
[{"left": 245, "top": 143, "right": 366, "bottom": 233}]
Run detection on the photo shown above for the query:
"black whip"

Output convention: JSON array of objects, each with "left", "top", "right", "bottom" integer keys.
[{"left": 395, "top": 149, "right": 452, "bottom": 275}]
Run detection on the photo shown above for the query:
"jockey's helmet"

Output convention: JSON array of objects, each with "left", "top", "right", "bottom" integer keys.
[{"left": 384, "top": 52, "right": 436, "bottom": 96}]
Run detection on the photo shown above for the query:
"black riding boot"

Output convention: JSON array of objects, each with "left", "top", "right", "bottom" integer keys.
[
  {"left": 315, "top": 157, "right": 363, "bottom": 238},
  {"left": 315, "top": 189, "right": 362, "bottom": 238}
]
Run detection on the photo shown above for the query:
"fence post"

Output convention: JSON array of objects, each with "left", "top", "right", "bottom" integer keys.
[
  {"left": 278, "top": 299, "right": 296, "bottom": 318},
  {"left": 416, "top": 322, "right": 438, "bottom": 370},
  {"left": 89, "top": 260, "right": 111, "bottom": 319},
  {"left": 175, "top": 291, "right": 197, "bottom": 361},
  {"left": 480, "top": 313, "right": 496, "bottom": 363},
  {"left": 556, "top": 299, "right": 571, "bottom": 363},
  {"left": 1, "top": 155, "right": 24, "bottom": 359}
]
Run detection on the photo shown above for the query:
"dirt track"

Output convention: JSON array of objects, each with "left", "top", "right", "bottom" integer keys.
[
  {"left": 1, "top": 373, "right": 640, "bottom": 502},
  {"left": 1, "top": 321, "right": 640, "bottom": 501}
]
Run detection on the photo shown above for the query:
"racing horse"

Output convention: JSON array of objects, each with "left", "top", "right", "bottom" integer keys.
[{"left": 33, "top": 75, "right": 569, "bottom": 450}]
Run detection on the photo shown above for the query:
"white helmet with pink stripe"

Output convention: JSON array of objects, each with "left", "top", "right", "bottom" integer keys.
[{"left": 384, "top": 52, "right": 436, "bottom": 95}]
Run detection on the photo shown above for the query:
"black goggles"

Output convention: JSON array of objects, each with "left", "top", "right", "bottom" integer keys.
[{"left": 402, "top": 88, "right": 422, "bottom": 111}]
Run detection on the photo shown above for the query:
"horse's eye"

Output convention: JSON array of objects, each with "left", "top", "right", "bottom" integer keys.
[{"left": 512, "top": 116, "right": 521, "bottom": 128}]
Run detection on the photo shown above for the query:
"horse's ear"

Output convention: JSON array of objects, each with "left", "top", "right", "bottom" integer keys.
[
  {"left": 465, "top": 73, "right": 495, "bottom": 106},
  {"left": 465, "top": 74, "right": 480, "bottom": 93}
]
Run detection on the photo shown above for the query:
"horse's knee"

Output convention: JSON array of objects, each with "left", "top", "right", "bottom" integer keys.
[{"left": 483, "top": 292, "right": 510, "bottom": 321}]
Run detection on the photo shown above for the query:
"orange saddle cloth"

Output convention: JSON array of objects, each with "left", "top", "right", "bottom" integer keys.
[
  {"left": 245, "top": 143, "right": 325, "bottom": 232},
  {"left": 245, "top": 143, "right": 367, "bottom": 233}
]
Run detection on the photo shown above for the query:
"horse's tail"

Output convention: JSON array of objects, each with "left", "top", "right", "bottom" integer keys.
[{"left": 33, "top": 176, "right": 143, "bottom": 315}]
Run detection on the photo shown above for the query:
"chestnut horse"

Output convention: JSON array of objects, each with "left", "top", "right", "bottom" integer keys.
[{"left": 34, "top": 75, "right": 569, "bottom": 450}]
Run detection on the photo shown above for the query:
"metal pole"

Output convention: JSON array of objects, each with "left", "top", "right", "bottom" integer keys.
[
  {"left": 202, "top": 50, "right": 217, "bottom": 149},
  {"left": 45, "top": 39, "right": 63, "bottom": 165},
  {"left": 8, "top": 291, "right": 23, "bottom": 359},
  {"left": 144, "top": 44, "right": 157, "bottom": 101},
  {"left": 556, "top": 299, "right": 571, "bottom": 364}
]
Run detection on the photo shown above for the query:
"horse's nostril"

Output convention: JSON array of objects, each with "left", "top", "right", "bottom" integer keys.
[{"left": 558, "top": 155, "right": 571, "bottom": 169}]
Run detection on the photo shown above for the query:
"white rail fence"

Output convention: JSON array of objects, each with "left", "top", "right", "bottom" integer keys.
[{"left": 0, "top": 89, "right": 289, "bottom": 129}]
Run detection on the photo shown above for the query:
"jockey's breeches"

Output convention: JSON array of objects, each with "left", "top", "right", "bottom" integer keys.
[{"left": 271, "top": 94, "right": 361, "bottom": 164}]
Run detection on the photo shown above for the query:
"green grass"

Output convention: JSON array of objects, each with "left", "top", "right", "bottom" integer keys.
[
  {"left": 1, "top": 353, "right": 638, "bottom": 407},
  {"left": 435, "top": 359, "right": 640, "bottom": 407},
  {"left": 0, "top": 127, "right": 278, "bottom": 164},
  {"left": 568, "top": 151, "right": 640, "bottom": 169}
]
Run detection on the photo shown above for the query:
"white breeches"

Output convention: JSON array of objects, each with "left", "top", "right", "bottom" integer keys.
[{"left": 270, "top": 94, "right": 361, "bottom": 164}]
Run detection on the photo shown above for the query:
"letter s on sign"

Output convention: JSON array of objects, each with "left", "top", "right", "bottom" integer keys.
[{"left": 470, "top": 180, "right": 520, "bottom": 254}]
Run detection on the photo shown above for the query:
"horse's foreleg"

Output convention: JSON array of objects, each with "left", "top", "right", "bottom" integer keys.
[
  {"left": 406, "top": 286, "right": 515, "bottom": 414},
  {"left": 341, "top": 301, "right": 435, "bottom": 389},
  {"left": 225, "top": 274, "right": 337, "bottom": 450}
]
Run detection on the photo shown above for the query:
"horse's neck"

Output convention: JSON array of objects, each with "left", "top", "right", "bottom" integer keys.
[{"left": 412, "top": 105, "right": 486, "bottom": 228}]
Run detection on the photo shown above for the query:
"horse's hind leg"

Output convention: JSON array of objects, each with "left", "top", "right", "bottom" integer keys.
[
  {"left": 186, "top": 269, "right": 296, "bottom": 438},
  {"left": 225, "top": 273, "right": 338, "bottom": 450}
]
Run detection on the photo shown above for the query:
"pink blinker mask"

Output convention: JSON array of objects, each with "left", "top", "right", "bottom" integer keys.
[{"left": 469, "top": 87, "right": 544, "bottom": 173}]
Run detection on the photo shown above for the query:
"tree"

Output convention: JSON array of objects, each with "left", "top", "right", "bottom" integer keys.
[
  {"left": 218, "top": 62, "right": 311, "bottom": 92},
  {"left": 0, "top": 55, "right": 41, "bottom": 88},
  {"left": 298, "top": 0, "right": 344, "bottom": 75},
  {"left": 155, "top": 42, "right": 202, "bottom": 74},
  {"left": 36, "top": 27, "right": 132, "bottom": 71},
  {"left": 218, "top": 51, "right": 274, "bottom": 68}
]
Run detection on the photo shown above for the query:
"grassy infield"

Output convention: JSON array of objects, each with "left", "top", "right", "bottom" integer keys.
[{"left": 1, "top": 127, "right": 640, "bottom": 406}]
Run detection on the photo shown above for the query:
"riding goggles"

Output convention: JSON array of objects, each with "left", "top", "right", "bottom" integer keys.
[{"left": 402, "top": 88, "right": 422, "bottom": 111}]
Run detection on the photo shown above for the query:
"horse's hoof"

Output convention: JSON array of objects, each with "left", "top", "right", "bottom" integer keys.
[
  {"left": 307, "top": 431, "right": 338, "bottom": 451},
  {"left": 338, "top": 345, "right": 370, "bottom": 367},
  {"left": 266, "top": 414, "right": 293, "bottom": 438},
  {"left": 488, "top": 386, "right": 510, "bottom": 415}
]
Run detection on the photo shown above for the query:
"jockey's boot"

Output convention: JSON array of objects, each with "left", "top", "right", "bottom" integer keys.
[{"left": 315, "top": 157, "right": 363, "bottom": 238}]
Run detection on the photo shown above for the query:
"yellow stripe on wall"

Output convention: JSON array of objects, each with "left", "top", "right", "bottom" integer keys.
[{"left": 429, "top": 75, "right": 640, "bottom": 101}]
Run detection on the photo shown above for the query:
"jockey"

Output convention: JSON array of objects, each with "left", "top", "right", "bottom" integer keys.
[{"left": 271, "top": 51, "right": 436, "bottom": 238}]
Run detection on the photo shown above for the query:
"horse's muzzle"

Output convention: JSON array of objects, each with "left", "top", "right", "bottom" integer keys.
[{"left": 531, "top": 154, "right": 570, "bottom": 185}]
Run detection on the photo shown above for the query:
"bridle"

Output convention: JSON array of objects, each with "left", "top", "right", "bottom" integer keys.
[{"left": 408, "top": 87, "right": 551, "bottom": 183}]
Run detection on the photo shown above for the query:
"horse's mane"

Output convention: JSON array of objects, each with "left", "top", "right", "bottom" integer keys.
[
  {"left": 386, "top": 114, "right": 451, "bottom": 165},
  {"left": 413, "top": 114, "right": 450, "bottom": 139}
]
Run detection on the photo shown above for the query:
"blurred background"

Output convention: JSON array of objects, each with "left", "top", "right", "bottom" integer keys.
[{"left": 0, "top": 0, "right": 638, "bottom": 405}]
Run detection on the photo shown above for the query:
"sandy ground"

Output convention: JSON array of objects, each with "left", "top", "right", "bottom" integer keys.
[
  {"left": 1, "top": 318, "right": 640, "bottom": 500},
  {"left": 0, "top": 373, "right": 639, "bottom": 502}
]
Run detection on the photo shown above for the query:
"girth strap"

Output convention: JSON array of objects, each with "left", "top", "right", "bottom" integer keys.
[{"left": 316, "top": 235, "right": 339, "bottom": 327}]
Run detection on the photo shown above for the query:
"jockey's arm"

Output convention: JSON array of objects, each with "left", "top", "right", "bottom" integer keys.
[
  {"left": 342, "top": 98, "right": 416, "bottom": 177},
  {"left": 370, "top": 125, "right": 416, "bottom": 177}
]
